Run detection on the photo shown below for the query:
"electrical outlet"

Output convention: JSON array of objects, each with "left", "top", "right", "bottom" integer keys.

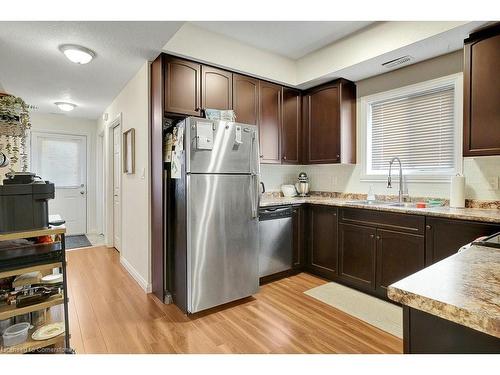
[{"left": 487, "top": 176, "right": 499, "bottom": 190}]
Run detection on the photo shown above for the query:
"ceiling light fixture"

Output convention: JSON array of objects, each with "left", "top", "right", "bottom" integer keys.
[
  {"left": 54, "top": 102, "right": 77, "bottom": 112},
  {"left": 59, "top": 44, "right": 96, "bottom": 64}
]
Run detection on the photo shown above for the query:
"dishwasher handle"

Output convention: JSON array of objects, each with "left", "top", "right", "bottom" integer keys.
[{"left": 259, "top": 205, "right": 292, "bottom": 220}]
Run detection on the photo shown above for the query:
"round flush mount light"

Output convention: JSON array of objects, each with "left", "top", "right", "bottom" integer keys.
[
  {"left": 59, "top": 44, "right": 96, "bottom": 64},
  {"left": 54, "top": 102, "right": 77, "bottom": 112}
]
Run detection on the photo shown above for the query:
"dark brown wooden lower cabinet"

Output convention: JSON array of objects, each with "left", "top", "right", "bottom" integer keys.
[
  {"left": 338, "top": 223, "right": 376, "bottom": 291},
  {"left": 308, "top": 206, "right": 338, "bottom": 279},
  {"left": 292, "top": 205, "right": 305, "bottom": 270},
  {"left": 376, "top": 229, "right": 425, "bottom": 297},
  {"left": 403, "top": 306, "right": 500, "bottom": 353},
  {"left": 425, "top": 217, "right": 500, "bottom": 265}
]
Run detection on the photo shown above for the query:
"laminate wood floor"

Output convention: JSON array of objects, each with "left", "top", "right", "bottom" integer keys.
[{"left": 66, "top": 247, "right": 402, "bottom": 354}]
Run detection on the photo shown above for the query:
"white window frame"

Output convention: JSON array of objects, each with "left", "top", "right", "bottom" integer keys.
[{"left": 360, "top": 73, "right": 463, "bottom": 183}]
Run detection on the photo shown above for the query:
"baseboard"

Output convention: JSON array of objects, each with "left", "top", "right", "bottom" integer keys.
[{"left": 119, "top": 255, "right": 152, "bottom": 293}]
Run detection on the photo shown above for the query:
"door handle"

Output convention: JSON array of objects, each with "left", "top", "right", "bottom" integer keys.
[
  {"left": 251, "top": 174, "right": 259, "bottom": 219},
  {"left": 80, "top": 191, "right": 85, "bottom": 195}
]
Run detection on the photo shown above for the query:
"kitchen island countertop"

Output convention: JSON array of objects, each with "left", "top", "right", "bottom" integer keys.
[{"left": 387, "top": 244, "right": 500, "bottom": 338}]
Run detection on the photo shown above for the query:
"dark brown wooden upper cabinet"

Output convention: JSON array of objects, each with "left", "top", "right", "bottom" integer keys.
[
  {"left": 282, "top": 88, "right": 302, "bottom": 164},
  {"left": 164, "top": 57, "right": 201, "bottom": 116},
  {"left": 233, "top": 74, "right": 259, "bottom": 125},
  {"left": 463, "top": 24, "right": 500, "bottom": 156},
  {"left": 304, "top": 79, "right": 356, "bottom": 164},
  {"left": 201, "top": 66, "right": 232, "bottom": 111},
  {"left": 258, "top": 81, "right": 282, "bottom": 164}
]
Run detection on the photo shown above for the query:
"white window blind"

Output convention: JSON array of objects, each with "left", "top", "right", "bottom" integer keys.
[{"left": 368, "top": 84, "right": 455, "bottom": 174}]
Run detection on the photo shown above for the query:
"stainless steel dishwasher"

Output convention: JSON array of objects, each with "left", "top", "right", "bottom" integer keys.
[{"left": 258, "top": 205, "right": 293, "bottom": 277}]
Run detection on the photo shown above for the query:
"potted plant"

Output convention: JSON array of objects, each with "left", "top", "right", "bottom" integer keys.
[{"left": 0, "top": 93, "right": 34, "bottom": 174}]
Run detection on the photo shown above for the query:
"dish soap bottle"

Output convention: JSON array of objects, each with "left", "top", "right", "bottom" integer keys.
[{"left": 367, "top": 185, "right": 376, "bottom": 202}]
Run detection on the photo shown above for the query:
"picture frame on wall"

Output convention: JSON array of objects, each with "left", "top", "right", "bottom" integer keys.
[{"left": 123, "top": 128, "right": 135, "bottom": 174}]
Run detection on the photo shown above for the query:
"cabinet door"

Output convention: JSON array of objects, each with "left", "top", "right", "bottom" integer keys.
[
  {"left": 233, "top": 74, "right": 259, "bottom": 125},
  {"left": 464, "top": 30, "right": 500, "bottom": 156},
  {"left": 164, "top": 57, "right": 201, "bottom": 116},
  {"left": 258, "top": 82, "right": 282, "bottom": 164},
  {"left": 376, "top": 229, "right": 425, "bottom": 297},
  {"left": 201, "top": 66, "right": 232, "bottom": 111},
  {"left": 308, "top": 206, "right": 338, "bottom": 279},
  {"left": 305, "top": 85, "right": 340, "bottom": 163},
  {"left": 282, "top": 88, "right": 301, "bottom": 164},
  {"left": 292, "top": 205, "right": 305, "bottom": 270},
  {"left": 338, "top": 223, "right": 376, "bottom": 291},
  {"left": 425, "top": 217, "right": 500, "bottom": 265}
]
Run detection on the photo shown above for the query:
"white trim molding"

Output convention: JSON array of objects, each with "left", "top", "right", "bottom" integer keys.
[
  {"left": 120, "top": 255, "right": 152, "bottom": 293},
  {"left": 359, "top": 73, "right": 463, "bottom": 183}
]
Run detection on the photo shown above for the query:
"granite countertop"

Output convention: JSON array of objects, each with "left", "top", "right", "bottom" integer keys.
[
  {"left": 387, "top": 245, "right": 500, "bottom": 338},
  {"left": 259, "top": 196, "right": 500, "bottom": 224}
]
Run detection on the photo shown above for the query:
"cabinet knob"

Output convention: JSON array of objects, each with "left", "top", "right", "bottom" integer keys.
[
  {"left": 376, "top": 235, "right": 381, "bottom": 240},
  {"left": 426, "top": 225, "right": 432, "bottom": 230},
  {"left": 283, "top": 155, "right": 287, "bottom": 160},
  {"left": 336, "top": 154, "right": 340, "bottom": 158},
  {"left": 370, "top": 234, "right": 375, "bottom": 239},
  {"left": 260, "top": 154, "right": 264, "bottom": 158},
  {"left": 195, "top": 107, "right": 200, "bottom": 111}
]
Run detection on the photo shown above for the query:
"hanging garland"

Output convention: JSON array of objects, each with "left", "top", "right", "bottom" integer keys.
[{"left": 0, "top": 94, "right": 34, "bottom": 173}]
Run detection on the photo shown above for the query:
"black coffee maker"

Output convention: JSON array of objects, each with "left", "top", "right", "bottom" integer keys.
[{"left": 0, "top": 172, "right": 55, "bottom": 233}]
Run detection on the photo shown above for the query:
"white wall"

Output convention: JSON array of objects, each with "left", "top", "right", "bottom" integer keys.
[
  {"left": 97, "top": 62, "right": 151, "bottom": 292},
  {"left": 163, "top": 23, "right": 297, "bottom": 86},
  {"left": 261, "top": 51, "right": 500, "bottom": 202}
]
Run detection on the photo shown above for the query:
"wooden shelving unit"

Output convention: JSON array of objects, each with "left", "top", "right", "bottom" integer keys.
[
  {"left": 0, "top": 332, "right": 65, "bottom": 354},
  {"left": 0, "top": 294, "right": 64, "bottom": 321},
  {"left": 0, "top": 225, "right": 71, "bottom": 354}
]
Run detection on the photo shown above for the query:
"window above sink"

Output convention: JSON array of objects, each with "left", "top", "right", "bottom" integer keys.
[{"left": 360, "top": 73, "right": 463, "bottom": 183}]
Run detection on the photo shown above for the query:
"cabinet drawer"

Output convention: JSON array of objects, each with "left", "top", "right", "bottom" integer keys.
[{"left": 339, "top": 208, "right": 425, "bottom": 235}]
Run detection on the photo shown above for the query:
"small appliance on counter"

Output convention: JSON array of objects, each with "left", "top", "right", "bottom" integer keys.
[
  {"left": 281, "top": 184, "right": 297, "bottom": 197},
  {"left": 295, "top": 172, "right": 310, "bottom": 197},
  {"left": 0, "top": 172, "right": 55, "bottom": 234}
]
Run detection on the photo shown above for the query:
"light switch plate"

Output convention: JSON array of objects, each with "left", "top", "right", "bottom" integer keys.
[{"left": 487, "top": 176, "right": 499, "bottom": 190}]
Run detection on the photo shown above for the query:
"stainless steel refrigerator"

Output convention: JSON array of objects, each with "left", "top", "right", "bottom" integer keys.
[{"left": 170, "top": 117, "right": 260, "bottom": 314}]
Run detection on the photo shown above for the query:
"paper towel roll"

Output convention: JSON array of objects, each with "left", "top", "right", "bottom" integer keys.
[{"left": 450, "top": 174, "right": 465, "bottom": 208}]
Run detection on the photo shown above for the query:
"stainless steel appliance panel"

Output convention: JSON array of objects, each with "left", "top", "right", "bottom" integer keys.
[
  {"left": 187, "top": 173, "right": 259, "bottom": 313},
  {"left": 259, "top": 207, "right": 293, "bottom": 277},
  {"left": 186, "top": 118, "right": 259, "bottom": 175}
]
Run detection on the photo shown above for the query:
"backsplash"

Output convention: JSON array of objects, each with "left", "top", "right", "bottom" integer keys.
[{"left": 260, "top": 156, "right": 500, "bottom": 203}]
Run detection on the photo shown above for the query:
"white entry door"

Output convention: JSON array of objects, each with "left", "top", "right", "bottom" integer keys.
[
  {"left": 113, "top": 125, "right": 122, "bottom": 251},
  {"left": 32, "top": 132, "right": 87, "bottom": 235}
]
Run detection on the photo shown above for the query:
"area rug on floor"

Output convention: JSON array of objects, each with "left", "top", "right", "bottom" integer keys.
[
  {"left": 65, "top": 235, "right": 92, "bottom": 250},
  {"left": 304, "top": 282, "right": 403, "bottom": 338}
]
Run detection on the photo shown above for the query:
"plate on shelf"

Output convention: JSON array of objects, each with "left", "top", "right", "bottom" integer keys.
[
  {"left": 40, "top": 274, "right": 63, "bottom": 284},
  {"left": 31, "top": 322, "right": 65, "bottom": 341}
]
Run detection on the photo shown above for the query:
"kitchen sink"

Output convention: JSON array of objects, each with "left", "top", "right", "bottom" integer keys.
[
  {"left": 346, "top": 200, "right": 392, "bottom": 205},
  {"left": 385, "top": 202, "right": 417, "bottom": 208}
]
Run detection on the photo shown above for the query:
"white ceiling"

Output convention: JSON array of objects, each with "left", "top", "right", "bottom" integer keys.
[
  {"left": 191, "top": 21, "right": 375, "bottom": 59},
  {"left": 0, "top": 21, "right": 183, "bottom": 119}
]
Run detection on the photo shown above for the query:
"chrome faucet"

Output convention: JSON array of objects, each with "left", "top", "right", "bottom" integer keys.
[{"left": 387, "top": 157, "right": 405, "bottom": 203}]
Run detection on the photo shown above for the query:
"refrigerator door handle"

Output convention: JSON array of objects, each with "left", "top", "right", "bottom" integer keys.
[
  {"left": 250, "top": 129, "right": 260, "bottom": 219},
  {"left": 251, "top": 174, "right": 259, "bottom": 219}
]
